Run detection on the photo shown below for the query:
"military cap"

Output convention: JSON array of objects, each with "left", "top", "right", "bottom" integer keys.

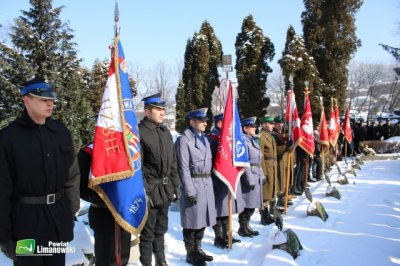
[
  {"left": 260, "top": 115, "right": 274, "bottom": 124},
  {"left": 241, "top": 116, "right": 257, "bottom": 127},
  {"left": 142, "top": 92, "right": 166, "bottom": 109},
  {"left": 274, "top": 116, "right": 285, "bottom": 123},
  {"left": 186, "top": 108, "right": 208, "bottom": 121},
  {"left": 20, "top": 77, "right": 57, "bottom": 100}
]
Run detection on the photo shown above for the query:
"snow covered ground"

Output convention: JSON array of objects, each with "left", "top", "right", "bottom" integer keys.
[{"left": 1, "top": 156, "right": 400, "bottom": 266}]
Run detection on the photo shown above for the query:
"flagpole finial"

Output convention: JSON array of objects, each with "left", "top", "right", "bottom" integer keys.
[{"left": 114, "top": 0, "right": 120, "bottom": 37}]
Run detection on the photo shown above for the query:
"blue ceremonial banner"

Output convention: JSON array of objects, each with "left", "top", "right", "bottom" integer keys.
[
  {"left": 90, "top": 36, "right": 147, "bottom": 234},
  {"left": 233, "top": 92, "right": 250, "bottom": 167}
]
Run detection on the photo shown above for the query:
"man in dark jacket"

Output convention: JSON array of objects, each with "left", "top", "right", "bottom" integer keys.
[
  {"left": 138, "top": 93, "right": 180, "bottom": 266},
  {"left": 0, "top": 77, "right": 80, "bottom": 266},
  {"left": 78, "top": 144, "right": 132, "bottom": 266}
]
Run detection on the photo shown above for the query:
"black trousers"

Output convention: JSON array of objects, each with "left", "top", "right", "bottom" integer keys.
[
  {"left": 139, "top": 204, "right": 169, "bottom": 266},
  {"left": 88, "top": 205, "right": 131, "bottom": 266}
]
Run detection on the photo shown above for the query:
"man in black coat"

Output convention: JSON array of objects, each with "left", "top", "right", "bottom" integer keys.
[
  {"left": 0, "top": 77, "right": 80, "bottom": 266},
  {"left": 138, "top": 93, "right": 180, "bottom": 266},
  {"left": 78, "top": 144, "right": 132, "bottom": 266}
]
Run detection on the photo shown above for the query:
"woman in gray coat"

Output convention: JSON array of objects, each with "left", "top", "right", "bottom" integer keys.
[
  {"left": 238, "top": 117, "right": 264, "bottom": 237},
  {"left": 175, "top": 108, "right": 217, "bottom": 266}
]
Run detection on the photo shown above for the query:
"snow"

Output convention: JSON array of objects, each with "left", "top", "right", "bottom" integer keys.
[{"left": 1, "top": 158, "right": 400, "bottom": 266}]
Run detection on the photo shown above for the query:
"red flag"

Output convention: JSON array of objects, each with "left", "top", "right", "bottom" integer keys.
[
  {"left": 335, "top": 104, "right": 340, "bottom": 143},
  {"left": 318, "top": 108, "right": 329, "bottom": 150},
  {"left": 327, "top": 105, "right": 337, "bottom": 146},
  {"left": 299, "top": 92, "right": 315, "bottom": 156},
  {"left": 285, "top": 89, "right": 303, "bottom": 149},
  {"left": 213, "top": 81, "right": 250, "bottom": 198},
  {"left": 343, "top": 106, "right": 353, "bottom": 144}
]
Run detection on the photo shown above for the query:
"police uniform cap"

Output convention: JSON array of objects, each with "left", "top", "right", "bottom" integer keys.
[
  {"left": 274, "top": 116, "right": 285, "bottom": 123},
  {"left": 20, "top": 77, "right": 57, "bottom": 100},
  {"left": 142, "top": 92, "right": 166, "bottom": 109},
  {"left": 241, "top": 116, "right": 257, "bottom": 127},
  {"left": 213, "top": 113, "right": 224, "bottom": 122},
  {"left": 186, "top": 108, "right": 208, "bottom": 121},
  {"left": 260, "top": 115, "right": 274, "bottom": 124}
]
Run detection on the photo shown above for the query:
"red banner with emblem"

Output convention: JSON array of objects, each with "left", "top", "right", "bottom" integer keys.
[
  {"left": 299, "top": 92, "right": 315, "bottom": 156},
  {"left": 285, "top": 89, "right": 303, "bottom": 150},
  {"left": 318, "top": 108, "right": 329, "bottom": 151},
  {"left": 343, "top": 106, "right": 353, "bottom": 144}
]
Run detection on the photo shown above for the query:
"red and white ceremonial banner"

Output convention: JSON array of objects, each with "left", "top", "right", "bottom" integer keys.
[
  {"left": 343, "top": 106, "right": 353, "bottom": 144},
  {"left": 318, "top": 108, "right": 330, "bottom": 151},
  {"left": 90, "top": 55, "right": 133, "bottom": 184},
  {"left": 299, "top": 92, "right": 315, "bottom": 156},
  {"left": 327, "top": 104, "right": 337, "bottom": 146},
  {"left": 285, "top": 89, "right": 303, "bottom": 150},
  {"left": 213, "top": 80, "right": 250, "bottom": 199}
]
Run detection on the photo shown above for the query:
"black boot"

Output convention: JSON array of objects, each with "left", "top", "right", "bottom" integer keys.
[
  {"left": 221, "top": 223, "right": 241, "bottom": 245},
  {"left": 184, "top": 229, "right": 206, "bottom": 266},
  {"left": 155, "top": 253, "right": 169, "bottom": 266},
  {"left": 195, "top": 239, "right": 213, "bottom": 262},
  {"left": 238, "top": 222, "right": 253, "bottom": 237},
  {"left": 213, "top": 223, "right": 228, "bottom": 249},
  {"left": 246, "top": 222, "right": 259, "bottom": 236},
  {"left": 260, "top": 208, "right": 274, "bottom": 225},
  {"left": 186, "top": 249, "right": 206, "bottom": 266}
]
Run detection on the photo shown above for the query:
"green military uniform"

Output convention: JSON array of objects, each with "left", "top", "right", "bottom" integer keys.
[
  {"left": 259, "top": 120, "right": 278, "bottom": 202},
  {"left": 271, "top": 116, "right": 289, "bottom": 194}
]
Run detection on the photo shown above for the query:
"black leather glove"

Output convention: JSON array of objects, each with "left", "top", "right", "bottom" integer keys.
[
  {"left": 0, "top": 241, "right": 16, "bottom": 260},
  {"left": 174, "top": 187, "right": 181, "bottom": 202},
  {"left": 187, "top": 195, "right": 197, "bottom": 205},
  {"left": 248, "top": 184, "right": 255, "bottom": 190}
]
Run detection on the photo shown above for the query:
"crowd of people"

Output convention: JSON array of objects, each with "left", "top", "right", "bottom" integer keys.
[{"left": 2, "top": 77, "right": 400, "bottom": 266}]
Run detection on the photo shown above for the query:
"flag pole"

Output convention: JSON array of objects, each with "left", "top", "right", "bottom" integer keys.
[
  {"left": 284, "top": 75, "right": 294, "bottom": 214},
  {"left": 226, "top": 78, "right": 233, "bottom": 250},
  {"left": 284, "top": 152, "right": 291, "bottom": 214},
  {"left": 303, "top": 84, "right": 310, "bottom": 186},
  {"left": 113, "top": 2, "right": 122, "bottom": 266},
  {"left": 320, "top": 97, "right": 326, "bottom": 178}
]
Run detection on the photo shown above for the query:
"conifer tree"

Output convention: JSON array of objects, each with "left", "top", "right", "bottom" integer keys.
[
  {"left": 89, "top": 59, "right": 109, "bottom": 113},
  {"left": 235, "top": 15, "right": 275, "bottom": 119},
  {"left": 278, "top": 25, "right": 322, "bottom": 120},
  {"left": 175, "top": 21, "right": 222, "bottom": 133},
  {"left": 302, "top": 0, "right": 362, "bottom": 110}
]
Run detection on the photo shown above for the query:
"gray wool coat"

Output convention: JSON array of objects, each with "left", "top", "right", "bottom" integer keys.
[
  {"left": 241, "top": 134, "right": 264, "bottom": 209},
  {"left": 175, "top": 128, "right": 217, "bottom": 229}
]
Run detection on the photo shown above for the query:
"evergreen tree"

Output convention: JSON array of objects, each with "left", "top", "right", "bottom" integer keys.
[
  {"left": 278, "top": 25, "right": 322, "bottom": 120},
  {"left": 175, "top": 21, "right": 223, "bottom": 133},
  {"left": 89, "top": 59, "right": 109, "bottom": 113},
  {"left": 0, "top": 0, "right": 93, "bottom": 148},
  {"left": 0, "top": 42, "right": 34, "bottom": 128},
  {"left": 379, "top": 44, "right": 400, "bottom": 63},
  {"left": 302, "top": 0, "right": 362, "bottom": 110},
  {"left": 235, "top": 15, "right": 275, "bottom": 119}
]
